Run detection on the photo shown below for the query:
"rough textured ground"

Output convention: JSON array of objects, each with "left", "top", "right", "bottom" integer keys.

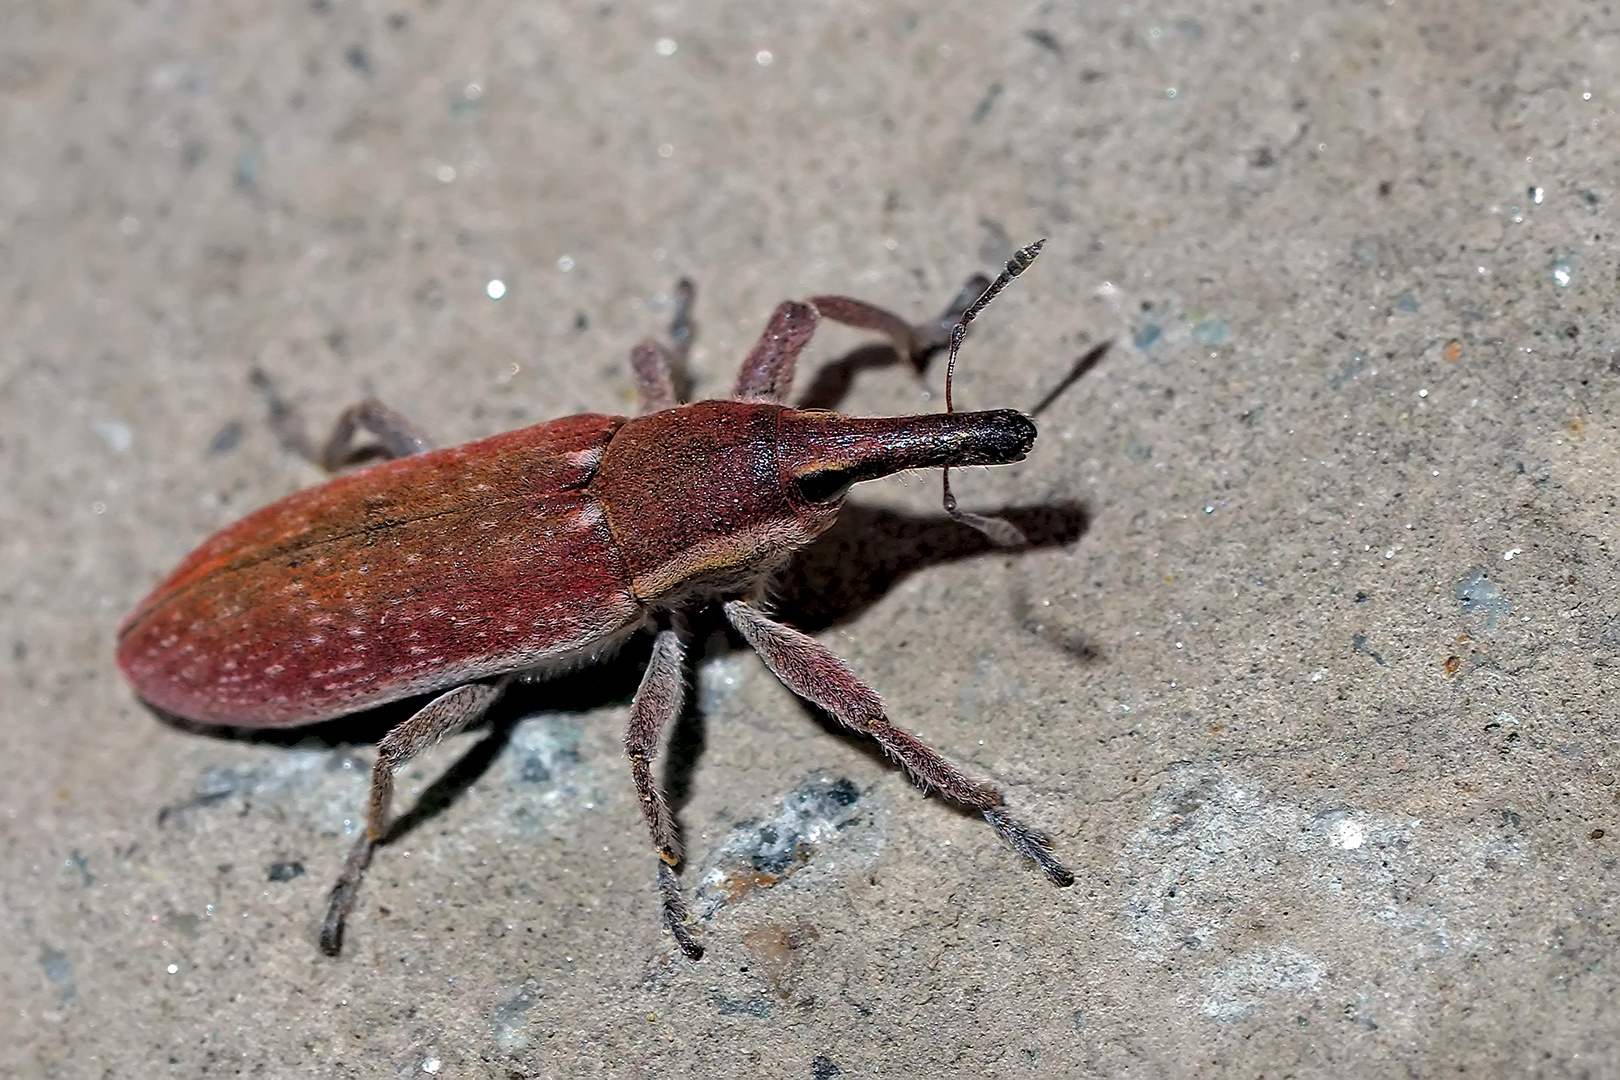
[{"left": 4, "top": 1, "right": 1619, "bottom": 1077}]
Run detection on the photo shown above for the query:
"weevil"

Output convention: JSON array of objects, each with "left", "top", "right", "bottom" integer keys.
[{"left": 117, "top": 241, "right": 1073, "bottom": 959}]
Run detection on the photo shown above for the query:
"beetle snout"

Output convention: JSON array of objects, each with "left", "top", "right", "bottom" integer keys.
[
  {"left": 953, "top": 408, "right": 1036, "bottom": 466},
  {"left": 777, "top": 408, "right": 1038, "bottom": 504}
]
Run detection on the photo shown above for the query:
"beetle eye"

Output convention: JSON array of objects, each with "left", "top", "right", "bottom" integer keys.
[{"left": 795, "top": 469, "right": 851, "bottom": 504}]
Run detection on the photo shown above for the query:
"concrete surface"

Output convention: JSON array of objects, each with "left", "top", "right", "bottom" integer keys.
[{"left": 3, "top": 0, "right": 1618, "bottom": 1076}]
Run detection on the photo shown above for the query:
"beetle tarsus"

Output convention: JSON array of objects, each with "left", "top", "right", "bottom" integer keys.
[
  {"left": 320, "top": 832, "right": 375, "bottom": 956},
  {"left": 983, "top": 805, "right": 1075, "bottom": 887},
  {"left": 633, "top": 279, "right": 700, "bottom": 412},
  {"left": 249, "top": 367, "right": 321, "bottom": 464},
  {"left": 248, "top": 368, "right": 434, "bottom": 471},
  {"left": 669, "top": 277, "right": 696, "bottom": 356},
  {"left": 660, "top": 863, "right": 704, "bottom": 961},
  {"left": 949, "top": 507, "right": 1029, "bottom": 548}
]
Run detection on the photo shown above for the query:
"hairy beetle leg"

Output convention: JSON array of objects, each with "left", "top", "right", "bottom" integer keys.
[
  {"left": 732, "top": 282, "right": 996, "bottom": 407},
  {"left": 624, "top": 625, "right": 704, "bottom": 960},
  {"left": 631, "top": 341, "right": 683, "bottom": 415},
  {"left": 631, "top": 277, "right": 698, "bottom": 414},
  {"left": 723, "top": 601, "right": 1074, "bottom": 887},
  {"left": 318, "top": 400, "right": 435, "bottom": 471},
  {"left": 320, "top": 679, "right": 507, "bottom": 956},
  {"left": 732, "top": 300, "right": 820, "bottom": 403},
  {"left": 249, "top": 368, "right": 435, "bottom": 471}
]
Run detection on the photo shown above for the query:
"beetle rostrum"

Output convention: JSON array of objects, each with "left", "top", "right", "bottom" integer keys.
[{"left": 117, "top": 244, "right": 1073, "bottom": 960}]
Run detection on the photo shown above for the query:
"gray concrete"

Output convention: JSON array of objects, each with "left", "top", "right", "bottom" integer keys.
[{"left": 4, "top": 1, "right": 1618, "bottom": 1076}]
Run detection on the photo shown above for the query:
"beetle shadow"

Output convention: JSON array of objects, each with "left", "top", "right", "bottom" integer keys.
[
  {"left": 796, "top": 344, "right": 924, "bottom": 411},
  {"left": 770, "top": 500, "right": 1089, "bottom": 634}
]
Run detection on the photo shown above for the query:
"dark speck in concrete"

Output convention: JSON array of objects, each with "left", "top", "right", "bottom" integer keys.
[
  {"left": 971, "top": 82, "right": 1002, "bottom": 123},
  {"left": 694, "top": 778, "right": 871, "bottom": 918},
  {"left": 1456, "top": 568, "right": 1510, "bottom": 630},
  {"left": 39, "top": 947, "right": 76, "bottom": 1005},
  {"left": 234, "top": 149, "right": 258, "bottom": 190},
  {"left": 490, "top": 982, "right": 541, "bottom": 1050},
  {"left": 811, "top": 1053, "right": 842, "bottom": 1078},
  {"left": 266, "top": 860, "right": 305, "bottom": 882},
  {"left": 1025, "top": 29, "right": 1063, "bottom": 56},
  {"left": 713, "top": 992, "right": 770, "bottom": 1018},
  {"left": 39, "top": 947, "right": 73, "bottom": 984},
  {"left": 208, "top": 420, "right": 242, "bottom": 455},
  {"left": 1351, "top": 634, "right": 1386, "bottom": 666},
  {"left": 519, "top": 755, "right": 552, "bottom": 785}
]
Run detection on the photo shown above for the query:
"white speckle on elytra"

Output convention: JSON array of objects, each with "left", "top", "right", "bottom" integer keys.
[{"left": 566, "top": 446, "right": 605, "bottom": 470}]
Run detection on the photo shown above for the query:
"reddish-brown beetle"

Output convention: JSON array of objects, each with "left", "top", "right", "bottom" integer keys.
[{"left": 117, "top": 242, "right": 1073, "bottom": 959}]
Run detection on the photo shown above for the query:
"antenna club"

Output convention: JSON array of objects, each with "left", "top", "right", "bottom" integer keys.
[{"left": 1008, "top": 238, "right": 1045, "bottom": 276}]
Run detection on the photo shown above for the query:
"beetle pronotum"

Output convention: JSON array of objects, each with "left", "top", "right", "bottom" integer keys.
[{"left": 117, "top": 242, "right": 1073, "bottom": 959}]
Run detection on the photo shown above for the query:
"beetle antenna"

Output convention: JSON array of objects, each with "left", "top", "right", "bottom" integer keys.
[
  {"left": 944, "top": 238, "right": 1043, "bottom": 415},
  {"left": 942, "top": 239, "right": 1044, "bottom": 547}
]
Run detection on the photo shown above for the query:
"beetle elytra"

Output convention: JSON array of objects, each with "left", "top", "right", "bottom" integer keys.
[{"left": 117, "top": 242, "right": 1073, "bottom": 959}]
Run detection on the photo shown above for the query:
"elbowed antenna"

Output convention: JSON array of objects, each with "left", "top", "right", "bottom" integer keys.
[{"left": 940, "top": 239, "right": 1046, "bottom": 546}]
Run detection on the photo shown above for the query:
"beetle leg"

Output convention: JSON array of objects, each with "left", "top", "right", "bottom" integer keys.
[
  {"left": 669, "top": 276, "right": 697, "bottom": 358},
  {"left": 735, "top": 276, "right": 998, "bottom": 404},
  {"left": 804, "top": 273, "right": 991, "bottom": 372},
  {"left": 631, "top": 277, "right": 697, "bottom": 414},
  {"left": 320, "top": 679, "right": 507, "bottom": 956},
  {"left": 723, "top": 601, "right": 1075, "bottom": 888},
  {"left": 623, "top": 625, "right": 703, "bottom": 960},
  {"left": 249, "top": 368, "right": 434, "bottom": 471},
  {"left": 631, "top": 341, "right": 681, "bottom": 414},
  {"left": 318, "top": 400, "right": 436, "bottom": 471},
  {"left": 732, "top": 300, "right": 820, "bottom": 403},
  {"left": 802, "top": 295, "right": 921, "bottom": 366}
]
